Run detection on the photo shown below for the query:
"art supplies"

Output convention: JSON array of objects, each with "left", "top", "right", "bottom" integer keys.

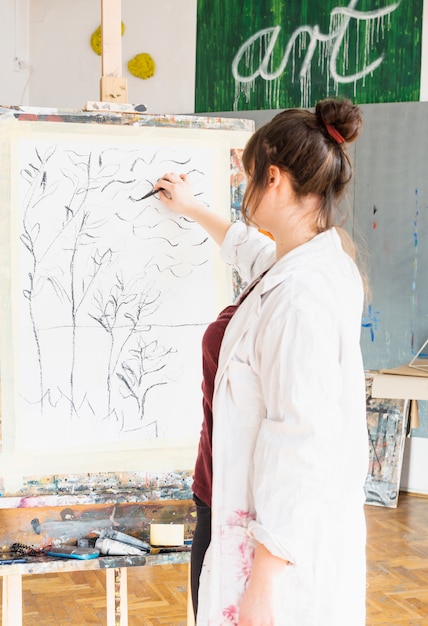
[
  {"left": 99, "top": 528, "right": 151, "bottom": 551},
  {"left": 0, "top": 555, "right": 27, "bottom": 564},
  {"left": 150, "top": 523, "right": 185, "bottom": 547},
  {"left": 95, "top": 537, "right": 147, "bottom": 556},
  {"left": 44, "top": 546, "right": 100, "bottom": 560}
]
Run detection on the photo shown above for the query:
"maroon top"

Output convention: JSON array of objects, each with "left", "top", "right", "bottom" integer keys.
[
  {"left": 192, "top": 304, "right": 238, "bottom": 507},
  {"left": 192, "top": 272, "right": 267, "bottom": 507}
]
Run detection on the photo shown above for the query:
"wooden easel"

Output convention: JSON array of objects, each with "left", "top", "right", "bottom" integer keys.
[
  {"left": 98, "top": 8, "right": 196, "bottom": 622},
  {"left": 95, "top": 6, "right": 196, "bottom": 622},
  {"left": 100, "top": 0, "right": 128, "bottom": 102}
]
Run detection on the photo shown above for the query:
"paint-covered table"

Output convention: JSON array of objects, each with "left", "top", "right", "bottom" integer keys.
[
  {"left": 0, "top": 490, "right": 196, "bottom": 626},
  {"left": 0, "top": 549, "right": 191, "bottom": 626}
]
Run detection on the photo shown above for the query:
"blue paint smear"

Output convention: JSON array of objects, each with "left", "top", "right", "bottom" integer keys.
[{"left": 361, "top": 305, "right": 380, "bottom": 343}]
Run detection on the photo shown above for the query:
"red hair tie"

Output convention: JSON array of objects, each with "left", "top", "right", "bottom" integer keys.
[{"left": 323, "top": 121, "right": 345, "bottom": 145}]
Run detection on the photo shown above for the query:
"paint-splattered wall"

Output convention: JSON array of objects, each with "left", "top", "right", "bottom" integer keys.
[
  {"left": 353, "top": 102, "right": 428, "bottom": 440},
  {"left": 195, "top": 0, "right": 423, "bottom": 112},
  {"left": 354, "top": 102, "right": 428, "bottom": 383},
  {"left": 199, "top": 102, "right": 428, "bottom": 438}
]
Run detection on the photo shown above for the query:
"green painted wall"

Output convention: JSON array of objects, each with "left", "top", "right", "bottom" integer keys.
[{"left": 195, "top": 0, "right": 422, "bottom": 112}]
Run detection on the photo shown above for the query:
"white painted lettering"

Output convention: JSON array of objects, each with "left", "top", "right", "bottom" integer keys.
[{"left": 232, "top": 0, "right": 401, "bottom": 107}]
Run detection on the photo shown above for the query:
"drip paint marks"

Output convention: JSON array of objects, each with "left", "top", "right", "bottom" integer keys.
[{"left": 195, "top": 0, "right": 423, "bottom": 112}]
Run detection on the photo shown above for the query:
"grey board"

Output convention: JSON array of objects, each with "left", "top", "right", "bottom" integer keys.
[
  {"left": 353, "top": 102, "right": 428, "bottom": 372},
  {"left": 201, "top": 103, "right": 428, "bottom": 436},
  {"left": 201, "top": 102, "right": 428, "bottom": 369}
]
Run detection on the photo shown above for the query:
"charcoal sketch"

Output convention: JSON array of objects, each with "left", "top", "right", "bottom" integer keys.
[{"left": 15, "top": 138, "right": 217, "bottom": 449}]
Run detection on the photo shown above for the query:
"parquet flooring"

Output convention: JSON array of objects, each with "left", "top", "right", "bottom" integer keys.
[
  {"left": 16, "top": 563, "right": 189, "bottom": 625},
  {"left": 365, "top": 492, "right": 428, "bottom": 625},
  {"left": 1, "top": 492, "right": 427, "bottom": 625}
]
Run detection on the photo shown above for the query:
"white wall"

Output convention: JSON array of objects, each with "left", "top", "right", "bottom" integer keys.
[
  {"left": 401, "top": 437, "right": 428, "bottom": 495},
  {"left": 0, "top": 0, "right": 31, "bottom": 106},
  {"left": 1, "top": 0, "right": 428, "bottom": 112},
  {"left": 1, "top": 0, "right": 197, "bottom": 113}
]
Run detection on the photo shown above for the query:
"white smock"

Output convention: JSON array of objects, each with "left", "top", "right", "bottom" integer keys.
[{"left": 196, "top": 221, "right": 368, "bottom": 626}]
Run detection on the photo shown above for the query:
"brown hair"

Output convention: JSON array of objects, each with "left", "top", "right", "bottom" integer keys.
[{"left": 242, "top": 98, "right": 363, "bottom": 232}]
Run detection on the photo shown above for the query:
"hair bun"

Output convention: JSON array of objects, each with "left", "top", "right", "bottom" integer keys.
[{"left": 315, "top": 98, "right": 362, "bottom": 144}]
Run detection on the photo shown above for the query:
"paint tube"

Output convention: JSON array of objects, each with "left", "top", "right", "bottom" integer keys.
[
  {"left": 95, "top": 537, "right": 147, "bottom": 556},
  {"left": 99, "top": 529, "right": 151, "bottom": 552}
]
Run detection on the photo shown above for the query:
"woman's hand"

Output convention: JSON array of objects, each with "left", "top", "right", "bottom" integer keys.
[
  {"left": 156, "top": 171, "right": 232, "bottom": 247},
  {"left": 238, "top": 584, "right": 277, "bottom": 626},
  {"left": 238, "top": 542, "right": 290, "bottom": 626},
  {"left": 238, "top": 574, "right": 282, "bottom": 626},
  {"left": 155, "top": 172, "right": 202, "bottom": 219}
]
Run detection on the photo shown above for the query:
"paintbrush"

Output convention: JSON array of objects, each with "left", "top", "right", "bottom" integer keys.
[
  {"left": 149, "top": 546, "right": 192, "bottom": 554},
  {"left": 138, "top": 188, "right": 161, "bottom": 200},
  {"left": 134, "top": 187, "right": 171, "bottom": 202}
]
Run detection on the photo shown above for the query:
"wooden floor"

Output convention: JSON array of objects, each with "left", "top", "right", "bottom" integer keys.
[
  {"left": 19, "top": 563, "right": 189, "bottom": 625},
  {"left": 365, "top": 492, "right": 428, "bottom": 625},
  {"left": 1, "top": 491, "right": 427, "bottom": 625}
]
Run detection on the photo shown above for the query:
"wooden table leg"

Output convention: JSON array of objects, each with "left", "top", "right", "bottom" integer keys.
[
  {"left": 187, "top": 562, "right": 195, "bottom": 626},
  {"left": 2, "top": 574, "right": 23, "bottom": 626},
  {"left": 106, "top": 567, "right": 128, "bottom": 626}
]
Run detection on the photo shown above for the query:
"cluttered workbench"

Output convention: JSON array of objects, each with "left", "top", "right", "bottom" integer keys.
[
  {"left": 0, "top": 492, "right": 194, "bottom": 626},
  {"left": 0, "top": 547, "right": 191, "bottom": 626}
]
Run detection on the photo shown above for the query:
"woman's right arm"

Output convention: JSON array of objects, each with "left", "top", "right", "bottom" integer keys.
[
  {"left": 156, "top": 172, "right": 232, "bottom": 248},
  {"left": 157, "top": 172, "right": 276, "bottom": 283}
]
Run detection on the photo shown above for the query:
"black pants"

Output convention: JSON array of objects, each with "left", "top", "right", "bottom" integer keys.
[{"left": 191, "top": 495, "right": 211, "bottom": 620}]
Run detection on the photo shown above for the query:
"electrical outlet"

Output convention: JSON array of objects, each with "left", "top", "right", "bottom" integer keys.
[{"left": 13, "top": 57, "right": 27, "bottom": 72}]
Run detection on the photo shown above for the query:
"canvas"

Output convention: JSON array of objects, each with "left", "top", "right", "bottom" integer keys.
[
  {"left": 0, "top": 109, "right": 253, "bottom": 487},
  {"left": 195, "top": 0, "right": 423, "bottom": 112},
  {"left": 364, "top": 375, "right": 409, "bottom": 507}
]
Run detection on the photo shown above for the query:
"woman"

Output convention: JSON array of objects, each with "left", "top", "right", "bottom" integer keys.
[{"left": 157, "top": 98, "right": 368, "bottom": 626}]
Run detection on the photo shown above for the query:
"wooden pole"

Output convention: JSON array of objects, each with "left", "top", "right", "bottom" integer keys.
[{"left": 100, "top": 0, "right": 128, "bottom": 102}]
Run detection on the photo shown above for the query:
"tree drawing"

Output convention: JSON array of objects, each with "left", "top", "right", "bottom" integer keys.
[
  {"left": 117, "top": 337, "right": 177, "bottom": 433},
  {"left": 17, "top": 138, "right": 212, "bottom": 444}
]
